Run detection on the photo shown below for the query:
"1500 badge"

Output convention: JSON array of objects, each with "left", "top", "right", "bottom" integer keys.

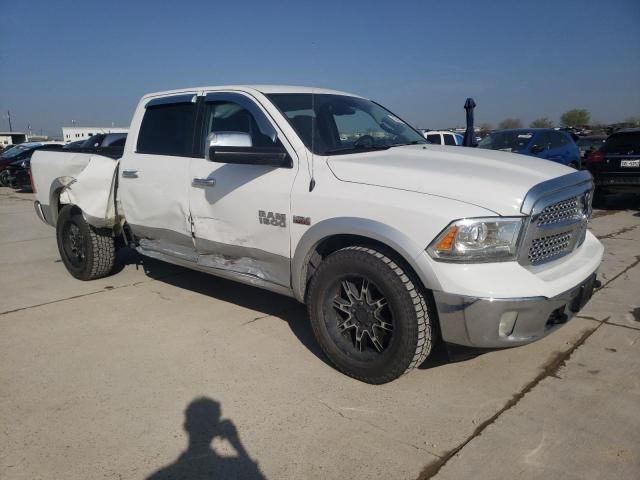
[{"left": 259, "top": 210, "right": 286, "bottom": 227}]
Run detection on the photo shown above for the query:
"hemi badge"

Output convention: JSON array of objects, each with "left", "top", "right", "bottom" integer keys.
[{"left": 293, "top": 216, "right": 311, "bottom": 226}]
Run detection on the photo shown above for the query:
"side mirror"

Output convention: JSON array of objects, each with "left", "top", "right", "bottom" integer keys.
[
  {"left": 530, "top": 144, "right": 545, "bottom": 154},
  {"left": 206, "top": 131, "right": 292, "bottom": 168}
]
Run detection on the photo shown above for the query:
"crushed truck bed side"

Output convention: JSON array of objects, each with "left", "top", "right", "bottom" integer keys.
[{"left": 31, "top": 150, "right": 120, "bottom": 228}]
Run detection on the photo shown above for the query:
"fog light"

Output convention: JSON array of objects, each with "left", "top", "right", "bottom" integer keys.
[{"left": 499, "top": 311, "right": 518, "bottom": 337}]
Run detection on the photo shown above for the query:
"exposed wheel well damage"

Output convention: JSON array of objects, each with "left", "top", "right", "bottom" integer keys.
[{"left": 49, "top": 177, "right": 76, "bottom": 225}]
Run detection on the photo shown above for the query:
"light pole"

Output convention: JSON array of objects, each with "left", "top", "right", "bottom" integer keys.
[{"left": 4, "top": 110, "right": 13, "bottom": 132}]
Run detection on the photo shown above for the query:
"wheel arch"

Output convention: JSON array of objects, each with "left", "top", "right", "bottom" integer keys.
[
  {"left": 48, "top": 175, "right": 119, "bottom": 230},
  {"left": 292, "top": 217, "right": 441, "bottom": 303},
  {"left": 48, "top": 176, "right": 77, "bottom": 226}
]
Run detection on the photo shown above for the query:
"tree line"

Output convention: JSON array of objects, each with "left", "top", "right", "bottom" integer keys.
[{"left": 479, "top": 111, "right": 640, "bottom": 131}]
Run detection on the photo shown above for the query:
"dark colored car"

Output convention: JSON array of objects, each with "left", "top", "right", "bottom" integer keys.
[
  {"left": 65, "top": 133, "right": 127, "bottom": 149},
  {"left": 1, "top": 143, "right": 41, "bottom": 172},
  {"left": 4, "top": 158, "right": 32, "bottom": 189},
  {"left": 63, "top": 133, "right": 127, "bottom": 159},
  {"left": 576, "top": 135, "right": 607, "bottom": 160},
  {"left": 62, "top": 139, "right": 86, "bottom": 149},
  {"left": 584, "top": 128, "right": 640, "bottom": 193},
  {"left": 0, "top": 143, "right": 64, "bottom": 187},
  {"left": 478, "top": 128, "right": 582, "bottom": 168}
]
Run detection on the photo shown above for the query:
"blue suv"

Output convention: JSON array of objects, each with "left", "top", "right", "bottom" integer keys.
[{"left": 478, "top": 129, "right": 581, "bottom": 168}]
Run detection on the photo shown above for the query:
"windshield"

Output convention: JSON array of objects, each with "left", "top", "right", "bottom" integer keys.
[
  {"left": 477, "top": 131, "right": 533, "bottom": 151},
  {"left": 267, "top": 93, "right": 426, "bottom": 155},
  {"left": 576, "top": 137, "right": 605, "bottom": 148}
]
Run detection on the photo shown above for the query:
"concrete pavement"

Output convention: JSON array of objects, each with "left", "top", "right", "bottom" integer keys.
[{"left": 1, "top": 187, "right": 638, "bottom": 479}]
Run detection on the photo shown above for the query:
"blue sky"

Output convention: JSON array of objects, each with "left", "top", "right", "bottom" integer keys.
[{"left": 1, "top": 0, "right": 639, "bottom": 136}]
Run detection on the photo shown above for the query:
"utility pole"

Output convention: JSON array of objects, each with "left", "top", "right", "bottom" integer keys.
[{"left": 7, "top": 110, "right": 13, "bottom": 132}]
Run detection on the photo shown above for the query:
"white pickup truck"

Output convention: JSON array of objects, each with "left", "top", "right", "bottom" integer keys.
[{"left": 31, "top": 85, "right": 603, "bottom": 384}]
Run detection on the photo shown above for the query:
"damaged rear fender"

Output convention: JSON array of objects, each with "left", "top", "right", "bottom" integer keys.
[{"left": 53, "top": 156, "right": 121, "bottom": 228}]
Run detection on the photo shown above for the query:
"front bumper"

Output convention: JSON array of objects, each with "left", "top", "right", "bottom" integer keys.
[
  {"left": 433, "top": 272, "right": 598, "bottom": 348},
  {"left": 592, "top": 172, "right": 640, "bottom": 188}
]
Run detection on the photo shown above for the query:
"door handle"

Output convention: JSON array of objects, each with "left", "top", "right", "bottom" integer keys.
[
  {"left": 122, "top": 170, "right": 139, "bottom": 178},
  {"left": 192, "top": 177, "right": 216, "bottom": 188}
]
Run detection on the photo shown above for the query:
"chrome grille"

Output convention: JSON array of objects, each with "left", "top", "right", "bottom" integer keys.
[
  {"left": 536, "top": 196, "right": 582, "bottom": 226},
  {"left": 528, "top": 232, "right": 573, "bottom": 265},
  {"left": 518, "top": 171, "right": 594, "bottom": 267}
]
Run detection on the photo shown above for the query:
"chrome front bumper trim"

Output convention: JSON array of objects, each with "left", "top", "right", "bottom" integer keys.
[{"left": 433, "top": 271, "right": 598, "bottom": 348}]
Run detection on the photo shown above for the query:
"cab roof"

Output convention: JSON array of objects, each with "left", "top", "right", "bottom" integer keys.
[{"left": 142, "top": 85, "right": 363, "bottom": 100}]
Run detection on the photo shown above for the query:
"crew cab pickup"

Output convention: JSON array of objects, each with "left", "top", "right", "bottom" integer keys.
[{"left": 30, "top": 85, "right": 603, "bottom": 384}]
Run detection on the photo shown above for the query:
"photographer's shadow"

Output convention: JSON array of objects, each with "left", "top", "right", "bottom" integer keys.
[{"left": 146, "top": 397, "right": 266, "bottom": 480}]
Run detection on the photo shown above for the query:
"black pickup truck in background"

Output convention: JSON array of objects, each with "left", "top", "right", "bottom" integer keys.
[
  {"left": 584, "top": 128, "right": 640, "bottom": 198},
  {"left": 64, "top": 132, "right": 128, "bottom": 159}
]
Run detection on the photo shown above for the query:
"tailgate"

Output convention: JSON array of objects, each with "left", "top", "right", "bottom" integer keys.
[{"left": 602, "top": 131, "right": 640, "bottom": 172}]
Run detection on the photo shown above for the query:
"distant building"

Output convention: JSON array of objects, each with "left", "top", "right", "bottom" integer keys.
[
  {"left": 62, "top": 126, "right": 128, "bottom": 144},
  {"left": 27, "top": 135, "right": 52, "bottom": 142},
  {"left": 0, "top": 132, "right": 27, "bottom": 146}
]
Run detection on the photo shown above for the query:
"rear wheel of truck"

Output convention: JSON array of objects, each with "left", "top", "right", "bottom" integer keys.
[
  {"left": 56, "top": 205, "right": 115, "bottom": 280},
  {"left": 307, "top": 246, "right": 434, "bottom": 384}
]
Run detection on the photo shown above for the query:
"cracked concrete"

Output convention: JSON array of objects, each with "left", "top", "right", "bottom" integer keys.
[
  {"left": 419, "top": 322, "right": 605, "bottom": 479},
  {"left": 1, "top": 187, "right": 639, "bottom": 480}
]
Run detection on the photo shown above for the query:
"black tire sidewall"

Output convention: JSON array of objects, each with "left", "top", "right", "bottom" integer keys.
[
  {"left": 56, "top": 206, "right": 96, "bottom": 280},
  {"left": 309, "top": 249, "right": 420, "bottom": 383}
]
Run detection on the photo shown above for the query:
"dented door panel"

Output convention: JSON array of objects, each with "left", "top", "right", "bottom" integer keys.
[{"left": 188, "top": 161, "right": 295, "bottom": 287}]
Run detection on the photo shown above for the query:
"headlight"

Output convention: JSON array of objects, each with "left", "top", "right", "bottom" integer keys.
[{"left": 427, "top": 217, "right": 524, "bottom": 262}]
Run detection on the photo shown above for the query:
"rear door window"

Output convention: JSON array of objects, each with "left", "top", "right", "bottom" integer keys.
[
  {"left": 533, "top": 132, "right": 554, "bottom": 150},
  {"left": 443, "top": 134, "right": 456, "bottom": 146},
  {"left": 426, "top": 134, "right": 441, "bottom": 144},
  {"left": 137, "top": 100, "right": 197, "bottom": 156},
  {"left": 548, "top": 132, "right": 565, "bottom": 149}
]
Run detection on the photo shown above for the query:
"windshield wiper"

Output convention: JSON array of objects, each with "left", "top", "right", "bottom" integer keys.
[
  {"left": 324, "top": 145, "right": 392, "bottom": 155},
  {"left": 389, "top": 140, "right": 427, "bottom": 148}
]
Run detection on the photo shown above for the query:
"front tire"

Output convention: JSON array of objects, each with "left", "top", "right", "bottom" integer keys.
[
  {"left": 56, "top": 205, "right": 115, "bottom": 280},
  {"left": 307, "top": 246, "right": 434, "bottom": 384}
]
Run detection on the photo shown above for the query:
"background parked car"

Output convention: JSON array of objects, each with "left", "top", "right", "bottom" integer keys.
[
  {"left": 423, "top": 130, "right": 464, "bottom": 145},
  {"left": 477, "top": 128, "right": 581, "bottom": 168},
  {"left": 0, "top": 143, "right": 63, "bottom": 187},
  {"left": 66, "top": 132, "right": 127, "bottom": 149},
  {"left": 4, "top": 158, "right": 32, "bottom": 190},
  {"left": 1, "top": 143, "right": 44, "bottom": 178},
  {"left": 62, "top": 140, "right": 86, "bottom": 149},
  {"left": 584, "top": 128, "right": 640, "bottom": 196},
  {"left": 63, "top": 133, "right": 127, "bottom": 157},
  {"left": 576, "top": 135, "right": 607, "bottom": 160}
]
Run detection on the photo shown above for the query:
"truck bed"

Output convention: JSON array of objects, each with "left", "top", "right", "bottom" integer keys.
[{"left": 31, "top": 149, "right": 121, "bottom": 227}]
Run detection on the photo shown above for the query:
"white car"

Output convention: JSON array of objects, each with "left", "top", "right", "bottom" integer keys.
[
  {"left": 30, "top": 85, "right": 603, "bottom": 384},
  {"left": 423, "top": 130, "right": 464, "bottom": 146}
]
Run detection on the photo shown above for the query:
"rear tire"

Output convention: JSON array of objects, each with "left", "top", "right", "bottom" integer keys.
[
  {"left": 0, "top": 170, "right": 9, "bottom": 187},
  {"left": 307, "top": 246, "right": 434, "bottom": 384},
  {"left": 56, "top": 205, "right": 115, "bottom": 280}
]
